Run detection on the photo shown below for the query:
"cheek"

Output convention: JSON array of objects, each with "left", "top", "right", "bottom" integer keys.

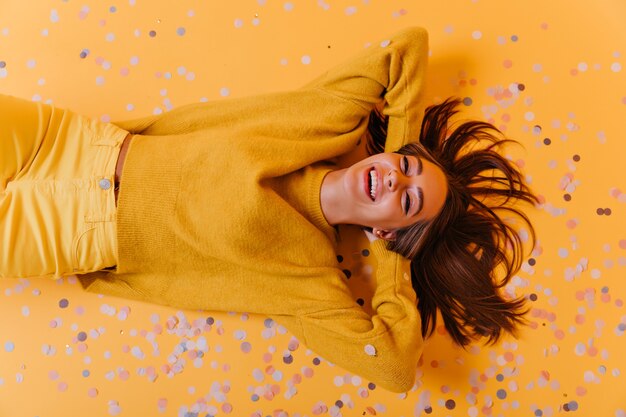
[{"left": 376, "top": 201, "right": 401, "bottom": 226}]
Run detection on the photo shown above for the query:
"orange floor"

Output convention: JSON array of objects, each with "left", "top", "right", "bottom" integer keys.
[{"left": 1, "top": 1, "right": 625, "bottom": 416}]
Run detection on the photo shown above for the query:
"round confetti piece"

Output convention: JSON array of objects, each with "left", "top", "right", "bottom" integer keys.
[
  {"left": 345, "top": 6, "right": 357, "bottom": 15},
  {"left": 272, "top": 370, "right": 284, "bottom": 382},
  {"left": 364, "top": 344, "right": 377, "bottom": 356}
]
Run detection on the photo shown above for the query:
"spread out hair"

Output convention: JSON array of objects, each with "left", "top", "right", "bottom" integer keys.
[{"left": 367, "top": 97, "right": 538, "bottom": 347}]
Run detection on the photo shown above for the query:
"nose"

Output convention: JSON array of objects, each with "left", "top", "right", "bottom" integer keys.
[{"left": 385, "top": 169, "right": 402, "bottom": 192}]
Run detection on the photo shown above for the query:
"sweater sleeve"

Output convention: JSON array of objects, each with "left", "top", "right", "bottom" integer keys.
[
  {"left": 280, "top": 240, "right": 423, "bottom": 393},
  {"left": 303, "top": 27, "right": 429, "bottom": 152}
]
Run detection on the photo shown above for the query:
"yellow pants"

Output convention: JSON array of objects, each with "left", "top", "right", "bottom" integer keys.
[{"left": 0, "top": 94, "right": 128, "bottom": 278}]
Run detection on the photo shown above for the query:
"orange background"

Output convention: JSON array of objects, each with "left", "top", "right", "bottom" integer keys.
[{"left": 1, "top": 1, "right": 625, "bottom": 416}]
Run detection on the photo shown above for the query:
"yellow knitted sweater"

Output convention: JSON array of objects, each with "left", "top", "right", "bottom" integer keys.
[{"left": 80, "top": 27, "right": 429, "bottom": 392}]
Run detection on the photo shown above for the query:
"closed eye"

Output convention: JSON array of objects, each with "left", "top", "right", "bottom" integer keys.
[
  {"left": 402, "top": 156, "right": 409, "bottom": 174},
  {"left": 404, "top": 193, "right": 411, "bottom": 215}
]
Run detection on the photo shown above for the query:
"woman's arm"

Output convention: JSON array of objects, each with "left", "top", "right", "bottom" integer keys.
[
  {"left": 114, "top": 27, "right": 428, "bottom": 150},
  {"left": 303, "top": 27, "right": 429, "bottom": 152},
  {"left": 278, "top": 239, "right": 423, "bottom": 393}
]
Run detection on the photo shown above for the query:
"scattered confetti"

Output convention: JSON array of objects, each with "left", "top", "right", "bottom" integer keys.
[{"left": 0, "top": 3, "right": 623, "bottom": 417}]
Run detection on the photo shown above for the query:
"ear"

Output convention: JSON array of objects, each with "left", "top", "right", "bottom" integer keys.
[{"left": 371, "top": 228, "right": 398, "bottom": 241}]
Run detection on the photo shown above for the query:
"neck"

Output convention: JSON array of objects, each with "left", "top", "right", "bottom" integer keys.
[{"left": 320, "top": 168, "right": 351, "bottom": 226}]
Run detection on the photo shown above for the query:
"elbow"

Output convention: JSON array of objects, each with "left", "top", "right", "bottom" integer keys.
[
  {"left": 379, "top": 341, "right": 424, "bottom": 393},
  {"left": 401, "top": 26, "right": 429, "bottom": 47},
  {"left": 381, "top": 369, "right": 417, "bottom": 393}
]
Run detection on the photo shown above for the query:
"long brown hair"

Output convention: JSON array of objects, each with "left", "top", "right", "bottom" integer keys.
[{"left": 367, "top": 98, "right": 538, "bottom": 347}]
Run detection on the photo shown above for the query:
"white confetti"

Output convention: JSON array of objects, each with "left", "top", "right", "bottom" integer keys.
[
  {"left": 131, "top": 346, "right": 145, "bottom": 359},
  {"left": 364, "top": 344, "right": 377, "bottom": 356},
  {"left": 380, "top": 39, "right": 391, "bottom": 48}
]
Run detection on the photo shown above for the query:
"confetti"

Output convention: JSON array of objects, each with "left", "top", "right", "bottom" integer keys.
[{"left": 364, "top": 344, "right": 377, "bottom": 356}]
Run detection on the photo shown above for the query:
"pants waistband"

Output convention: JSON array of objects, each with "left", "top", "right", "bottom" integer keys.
[{"left": 114, "top": 133, "right": 133, "bottom": 203}]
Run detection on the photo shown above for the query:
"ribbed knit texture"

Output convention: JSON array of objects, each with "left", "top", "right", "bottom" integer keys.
[{"left": 79, "top": 27, "right": 428, "bottom": 392}]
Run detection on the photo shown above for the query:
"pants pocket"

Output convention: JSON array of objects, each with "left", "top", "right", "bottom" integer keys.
[{"left": 72, "top": 221, "right": 116, "bottom": 274}]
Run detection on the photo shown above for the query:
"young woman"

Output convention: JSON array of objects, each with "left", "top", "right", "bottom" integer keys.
[{"left": 0, "top": 27, "right": 536, "bottom": 392}]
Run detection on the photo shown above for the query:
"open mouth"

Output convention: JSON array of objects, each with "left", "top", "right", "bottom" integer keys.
[{"left": 368, "top": 168, "right": 378, "bottom": 201}]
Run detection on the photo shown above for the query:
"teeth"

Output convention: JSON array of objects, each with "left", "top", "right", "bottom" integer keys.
[{"left": 369, "top": 169, "right": 377, "bottom": 200}]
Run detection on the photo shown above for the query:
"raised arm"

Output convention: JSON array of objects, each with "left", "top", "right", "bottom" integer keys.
[
  {"left": 303, "top": 27, "right": 429, "bottom": 152},
  {"left": 279, "top": 239, "right": 423, "bottom": 393},
  {"left": 114, "top": 27, "right": 428, "bottom": 150}
]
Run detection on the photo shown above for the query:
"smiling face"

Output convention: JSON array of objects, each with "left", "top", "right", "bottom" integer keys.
[{"left": 339, "top": 151, "right": 448, "bottom": 235}]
